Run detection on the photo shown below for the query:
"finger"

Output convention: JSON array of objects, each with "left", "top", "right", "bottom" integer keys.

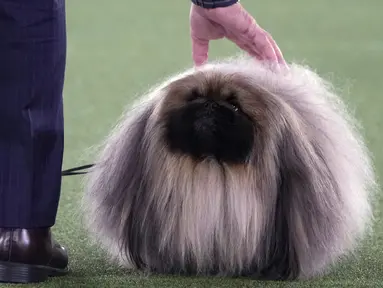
[
  {"left": 228, "top": 27, "right": 278, "bottom": 62},
  {"left": 264, "top": 31, "right": 287, "bottom": 66},
  {"left": 227, "top": 31, "right": 287, "bottom": 73},
  {"left": 208, "top": 4, "right": 262, "bottom": 44},
  {"left": 190, "top": 4, "right": 213, "bottom": 66},
  {"left": 208, "top": 4, "right": 279, "bottom": 62},
  {"left": 252, "top": 32, "right": 278, "bottom": 62},
  {"left": 225, "top": 31, "right": 263, "bottom": 60},
  {"left": 191, "top": 35, "right": 209, "bottom": 66}
]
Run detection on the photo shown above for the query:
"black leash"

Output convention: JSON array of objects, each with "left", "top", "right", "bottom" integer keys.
[{"left": 61, "top": 164, "right": 94, "bottom": 176}]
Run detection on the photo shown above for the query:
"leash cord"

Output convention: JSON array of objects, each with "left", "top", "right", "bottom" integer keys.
[{"left": 61, "top": 164, "right": 94, "bottom": 176}]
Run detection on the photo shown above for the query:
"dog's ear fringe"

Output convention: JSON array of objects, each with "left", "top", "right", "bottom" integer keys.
[
  {"left": 81, "top": 98, "right": 156, "bottom": 268},
  {"left": 275, "top": 122, "right": 338, "bottom": 278},
  {"left": 274, "top": 115, "right": 375, "bottom": 279}
]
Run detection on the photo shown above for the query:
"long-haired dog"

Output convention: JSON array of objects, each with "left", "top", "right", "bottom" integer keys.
[{"left": 82, "top": 57, "right": 376, "bottom": 280}]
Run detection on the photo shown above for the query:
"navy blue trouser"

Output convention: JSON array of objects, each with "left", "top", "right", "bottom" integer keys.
[{"left": 0, "top": 0, "right": 66, "bottom": 228}]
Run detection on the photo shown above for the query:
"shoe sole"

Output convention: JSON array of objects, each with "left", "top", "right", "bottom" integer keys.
[{"left": 0, "top": 261, "right": 68, "bottom": 284}]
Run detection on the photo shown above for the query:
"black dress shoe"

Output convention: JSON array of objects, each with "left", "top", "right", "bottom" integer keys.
[{"left": 0, "top": 228, "right": 69, "bottom": 283}]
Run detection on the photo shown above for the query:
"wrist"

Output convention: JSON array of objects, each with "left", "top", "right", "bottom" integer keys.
[{"left": 191, "top": 0, "right": 239, "bottom": 9}]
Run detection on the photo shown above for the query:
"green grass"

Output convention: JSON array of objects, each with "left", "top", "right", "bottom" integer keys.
[{"left": 8, "top": 0, "right": 383, "bottom": 287}]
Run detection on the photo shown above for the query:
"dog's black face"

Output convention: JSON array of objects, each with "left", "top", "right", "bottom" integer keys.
[{"left": 164, "top": 89, "right": 255, "bottom": 164}]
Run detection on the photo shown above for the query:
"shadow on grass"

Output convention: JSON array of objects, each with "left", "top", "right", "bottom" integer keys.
[{"left": 58, "top": 256, "right": 381, "bottom": 288}]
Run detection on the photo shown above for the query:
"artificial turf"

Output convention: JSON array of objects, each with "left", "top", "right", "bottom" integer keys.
[{"left": 7, "top": 0, "right": 383, "bottom": 287}]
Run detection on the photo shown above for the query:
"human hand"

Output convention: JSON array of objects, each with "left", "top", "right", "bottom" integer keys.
[{"left": 190, "top": 3, "right": 286, "bottom": 67}]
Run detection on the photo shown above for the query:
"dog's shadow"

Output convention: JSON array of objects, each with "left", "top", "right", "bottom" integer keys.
[{"left": 66, "top": 253, "right": 383, "bottom": 286}]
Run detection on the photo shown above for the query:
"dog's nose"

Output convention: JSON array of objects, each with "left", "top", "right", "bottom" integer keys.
[{"left": 204, "top": 101, "right": 218, "bottom": 110}]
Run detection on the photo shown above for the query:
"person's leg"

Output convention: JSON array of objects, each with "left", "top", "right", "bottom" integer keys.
[{"left": 0, "top": 0, "right": 68, "bottom": 283}]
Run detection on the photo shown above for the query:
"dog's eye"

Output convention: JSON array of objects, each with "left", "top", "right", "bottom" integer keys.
[
  {"left": 226, "top": 94, "right": 240, "bottom": 112},
  {"left": 187, "top": 89, "right": 201, "bottom": 102},
  {"left": 231, "top": 104, "right": 239, "bottom": 112}
]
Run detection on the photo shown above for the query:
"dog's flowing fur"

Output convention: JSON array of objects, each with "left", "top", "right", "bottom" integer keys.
[{"left": 82, "top": 57, "right": 376, "bottom": 280}]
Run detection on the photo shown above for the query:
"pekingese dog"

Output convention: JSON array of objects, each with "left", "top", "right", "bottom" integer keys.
[{"left": 82, "top": 57, "right": 376, "bottom": 280}]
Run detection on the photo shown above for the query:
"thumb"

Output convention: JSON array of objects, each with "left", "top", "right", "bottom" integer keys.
[{"left": 191, "top": 35, "right": 209, "bottom": 66}]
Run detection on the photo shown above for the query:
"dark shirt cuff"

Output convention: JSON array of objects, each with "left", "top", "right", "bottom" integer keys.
[{"left": 191, "top": 0, "right": 239, "bottom": 9}]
